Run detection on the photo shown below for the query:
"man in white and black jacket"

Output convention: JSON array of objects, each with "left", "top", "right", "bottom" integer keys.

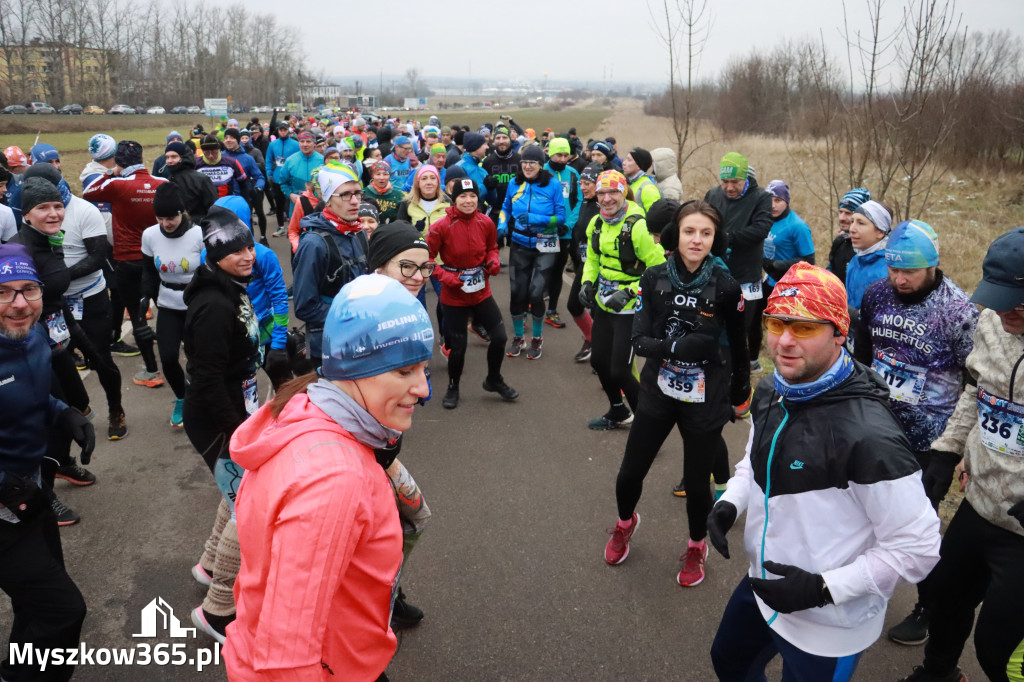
[{"left": 706, "top": 262, "right": 941, "bottom": 681}]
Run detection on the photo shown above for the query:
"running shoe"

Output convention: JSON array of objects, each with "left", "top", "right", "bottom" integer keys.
[
  {"left": 272, "top": 226, "right": 287, "bottom": 238},
  {"left": 506, "top": 336, "right": 525, "bottom": 357},
  {"left": 133, "top": 370, "right": 164, "bottom": 388},
  {"left": 191, "top": 607, "right": 233, "bottom": 644},
  {"left": 574, "top": 341, "right": 592, "bottom": 363},
  {"left": 469, "top": 322, "right": 491, "bottom": 342},
  {"left": 889, "top": 603, "right": 929, "bottom": 646},
  {"left": 672, "top": 478, "right": 687, "bottom": 497},
  {"left": 544, "top": 310, "right": 567, "bottom": 328},
  {"left": 588, "top": 409, "right": 634, "bottom": 431},
  {"left": 734, "top": 386, "right": 755, "bottom": 419},
  {"left": 439, "top": 342, "right": 451, "bottom": 359},
  {"left": 72, "top": 350, "right": 87, "bottom": 371},
  {"left": 259, "top": 236, "right": 269, "bottom": 247},
  {"left": 191, "top": 563, "right": 213, "bottom": 587},
  {"left": 897, "top": 666, "right": 968, "bottom": 682},
  {"left": 482, "top": 377, "right": 519, "bottom": 401},
  {"left": 55, "top": 458, "right": 96, "bottom": 486},
  {"left": 52, "top": 496, "right": 80, "bottom": 526},
  {"left": 527, "top": 337, "right": 543, "bottom": 360},
  {"left": 677, "top": 540, "right": 708, "bottom": 587},
  {"left": 604, "top": 513, "right": 639, "bottom": 565},
  {"left": 110, "top": 338, "right": 140, "bottom": 357},
  {"left": 391, "top": 588, "right": 424, "bottom": 629},
  {"left": 108, "top": 409, "right": 127, "bottom": 440},
  {"left": 442, "top": 385, "right": 459, "bottom": 409},
  {"left": 171, "top": 398, "right": 184, "bottom": 428}
]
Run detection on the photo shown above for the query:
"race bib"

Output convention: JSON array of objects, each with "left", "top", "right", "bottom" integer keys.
[
  {"left": 976, "top": 387, "right": 1024, "bottom": 457},
  {"left": 872, "top": 352, "right": 927, "bottom": 405},
  {"left": 275, "top": 157, "right": 285, "bottom": 168},
  {"left": 579, "top": 242, "right": 587, "bottom": 263},
  {"left": 560, "top": 181, "right": 570, "bottom": 199},
  {"left": 242, "top": 377, "right": 259, "bottom": 416},
  {"left": 46, "top": 310, "right": 70, "bottom": 347},
  {"left": 66, "top": 295, "right": 85, "bottom": 321},
  {"left": 657, "top": 362, "right": 706, "bottom": 403},
  {"left": 460, "top": 267, "right": 485, "bottom": 294},
  {"left": 536, "top": 234, "right": 560, "bottom": 253},
  {"left": 597, "top": 275, "right": 623, "bottom": 306},
  {"left": 740, "top": 280, "right": 763, "bottom": 301}
]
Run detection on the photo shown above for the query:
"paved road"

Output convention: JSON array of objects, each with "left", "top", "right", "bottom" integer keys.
[{"left": 2, "top": 233, "right": 982, "bottom": 681}]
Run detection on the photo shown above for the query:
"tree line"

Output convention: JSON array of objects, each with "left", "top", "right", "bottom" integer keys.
[{"left": 0, "top": 0, "right": 309, "bottom": 109}]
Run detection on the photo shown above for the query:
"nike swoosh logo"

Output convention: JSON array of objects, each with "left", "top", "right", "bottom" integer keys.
[{"left": 790, "top": 461, "right": 804, "bottom": 470}]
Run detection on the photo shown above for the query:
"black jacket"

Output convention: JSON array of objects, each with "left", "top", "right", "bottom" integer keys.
[
  {"left": 632, "top": 256, "right": 750, "bottom": 418},
  {"left": 481, "top": 148, "right": 521, "bottom": 210},
  {"left": 10, "top": 225, "right": 70, "bottom": 322},
  {"left": 183, "top": 263, "right": 262, "bottom": 455},
  {"left": 167, "top": 151, "right": 217, "bottom": 223},
  {"left": 703, "top": 178, "right": 773, "bottom": 284},
  {"left": 828, "top": 233, "right": 856, "bottom": 285}
]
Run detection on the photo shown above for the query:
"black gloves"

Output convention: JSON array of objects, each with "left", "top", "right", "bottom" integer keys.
[
  {"left": 264, "top": 347, "right": 292, "bottom": 390},
  {"left": 604, "top": 288, "right": 634, "bottom": 313},
  {"left": 414, "top": 219, "right": 426, "bottom": 232},
  {"left": 57, "top": 407, "right": 96, "bottom": 465},
  {"left": 707, "top": 501, "right": 737, "bottom": 559},
  {"left": 483, "top": 175, "right": 498, "bottom": 190},
  {"left": 663, "top": 333, "right": 719, "bottom": 363},
  {"left": 579, "top": 281, "right": 596, "bottom": 308},
  {"left": 557, "top": 224, "right": 569, "bottom": 238},
  {"left": 0, "top": 472, "right": 49, "bottom": 522},
  {"left": 922, "top": 450, "right": 961, "bottom": 508},
  {"left": 749, "top": 561, "right": 831, "bottom": 614},
  {"left": 1008, "top": 501, "right": 1024, "bottom": 529},
  {"left": 138, "top": 299, "right": 152, "bottom": 325}
]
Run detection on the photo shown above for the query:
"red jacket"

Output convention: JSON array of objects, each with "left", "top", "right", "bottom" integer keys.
[
  {"left": 426, "top": 206, "right": 499, "bottom": 306},
  {"left": 83, "top": 168, "right": 166, "bottom": 261}
]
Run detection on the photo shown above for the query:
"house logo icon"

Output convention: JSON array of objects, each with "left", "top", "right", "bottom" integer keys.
[{"left": 133, "top": 597, "right": 196, "bottom": 638}]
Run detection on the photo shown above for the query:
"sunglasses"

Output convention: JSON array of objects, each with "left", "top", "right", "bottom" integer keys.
[{"left": 762, "top": 315, "right": 832, "bottom": 338}]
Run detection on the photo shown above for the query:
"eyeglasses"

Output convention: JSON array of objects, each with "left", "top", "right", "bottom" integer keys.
[
  {"left": 0, "top": 283, "right": 44, "bottom": 304},
  {"left": 762, "top": 315, "right": 832, "bottom": 338},
  {"left": 331, "top": 190, "right": 363, "bottom": 202},
  {"left": 520, "top": 160, "right": 540, "bottom": 167},
  {"left": 393, "top": 259, "right": 435, "bottom": 278}
]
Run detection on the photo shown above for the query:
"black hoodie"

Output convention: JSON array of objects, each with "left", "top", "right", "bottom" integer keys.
[{"left": 167, "top": 150, "right": 217, "bottom": 223}]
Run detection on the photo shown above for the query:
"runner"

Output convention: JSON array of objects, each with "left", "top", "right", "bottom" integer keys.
[
  {"left": 498, "top": 146, "right": 566, "bottom": 361},
  {"left": 828, "top": 188, "right": 870, "bottom": 285},
  {"left": 225, "top": 274, "right": 431, "bottom": 681},
  {"left": 141, "top": 183, "right": 205, "bottom": 428},
  {"left": 897, "top": 228, "right": 1024, "bottom": 682},
  {"left": 565, "top": 163, "right": 601, "bottom": 363},
  {"left": 622, "top": 147, "right": 661, "bottom": 214},
  {"left": 604, "top": 200, "right": 749, "bottom": 590},
  {"left": 853, "top": 220, "right": 978, "bottom": 648},
  {"left": 427, "top": 178, "right": 518, "bottom": 408},
  {"left": 845, "top": 199, "right": 892, "bottom": 312},
  {"left": 543, "top": 137, "right": 580, "bottom": 331},
  {"left": 364, "top": 160, "right": 406, "bottom": 224},
  {"left": 579, "top": 170, "right": 665, "bottom": 429}
]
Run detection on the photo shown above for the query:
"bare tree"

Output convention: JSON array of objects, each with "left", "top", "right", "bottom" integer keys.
[{"left": 405, "top": 68, "right": 422, "bottom": 97}]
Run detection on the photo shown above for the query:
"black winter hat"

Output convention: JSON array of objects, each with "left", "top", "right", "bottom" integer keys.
[
  {"left": 521, "top": 145, "right": 546, "bottom": 165},
  {"left": 165, "top": 141, "right": 189, "bottom": 156},
  {"left": 450, "top": 177, "right": 479, "bottom": 202},
  {"left": 646, "top": 198, "right": 681, "bottom": 238},
  {"left": 463, "top": 133, "right": 486, "bottom": 153},
  {"left": 20, "top": 176, "right": 63, "bottom": 217},
  {"left": 367, "top": 220, "right": 428, "bottom": 271},
  {"left": 580, "top": 162, "right": 603, "bottom": 184},
  {"left": 202, "top": 206, "right": 254, "bottom": 263},
  {"left": 200, "top": 134, "right": 222, "bottom": 150},
  {"left": 444, "top": 165, "right": 467, "bottom": 184},
  {"left": 223, "top": 128, "right": 242, "bottom": 142},
  {"left": 114, "top": 140, "right": 143, "bottom": 168},
  {"left": 629, "top": 147, "right": 653, "bottom": 173},
  {"left": 152, "top": 182, "right": 186, "bottom": 217},
  {"left": 453, "top": 130, "right": 465, "bottom": 146}
]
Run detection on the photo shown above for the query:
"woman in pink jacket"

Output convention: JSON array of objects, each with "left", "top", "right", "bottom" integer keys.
[{"left": 225, "top": 274, "right": 433, "bottom": 681}]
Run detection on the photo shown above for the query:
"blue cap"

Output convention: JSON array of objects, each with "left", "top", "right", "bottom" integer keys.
[
  {"left": 393, "top": 135, "right": 411, "bottom": 146},
  {"left": 886, "top": 220, "right": 939, "bottom": 269},
  {"left": 29, "top": 143, "right": 59, "bottom": 164},
  {"left": 167, "top": 130, "right": 183, "bottom": 143},
  {"left": 322, "top": 274, "right": 433, "bottom": 380},
  {"left": 0, "top": 243, "right": 41, "bottom": 284}
]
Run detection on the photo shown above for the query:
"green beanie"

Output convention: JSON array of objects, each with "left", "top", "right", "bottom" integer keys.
[{"left": 719, "top": 152, "right": 748, "bottom": 180}]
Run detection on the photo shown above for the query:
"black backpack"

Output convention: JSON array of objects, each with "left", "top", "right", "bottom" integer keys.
[{"left": 590, "top": 214, "right": 645, "bottom": 276}]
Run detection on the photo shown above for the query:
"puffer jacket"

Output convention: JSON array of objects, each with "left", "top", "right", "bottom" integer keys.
[
  {"left": 395, "top": 195, "right": 451, "bottom": 234},
  {"left": 496, "top": 172, "right": 566, "bottom": 250},
  {"left": 932, "top": 308, "right": 1024, "bottom": 536},
  {"left": 652, "top": 147, "right": 683, "bottom": 200},
  {"left": 426, "top": 206, "right": 499, "bottom": 307}
]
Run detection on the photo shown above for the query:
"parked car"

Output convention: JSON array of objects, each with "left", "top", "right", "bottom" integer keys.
[
  {"left": 186, "top": 105, "right": 201, "bottom": 114},
  {"left": 84, "top": 105, "right": 104, "bottom": 115},
  {"left": 59, "top": 103, "right": 83, "bottom": 115},
  {"left": 1, "top": 105, "right": 27, "bottom": 114},
  {"left": 146, "top": 106, "right": 166, "bottom": 115},
  {"left": 108, "top": 104, "right": 136, "bottom": 114},
  {"left": 171, "top": 106, "right": 187, "bottom": 114},
  {"left": 134, "top": 106, "right": 147, "bottom": 114},
  {"left": 26, "top": 102, "right": 55, "bottom": 114}
]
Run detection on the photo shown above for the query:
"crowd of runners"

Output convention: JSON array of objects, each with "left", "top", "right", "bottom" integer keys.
[{"left": 0, "top": 108, "right": 1021, "bottom": 682}]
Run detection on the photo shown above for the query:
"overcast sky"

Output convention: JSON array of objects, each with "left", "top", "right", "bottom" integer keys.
[{"left": 242, "top": 0, "right": 1024, "bottom": 86}]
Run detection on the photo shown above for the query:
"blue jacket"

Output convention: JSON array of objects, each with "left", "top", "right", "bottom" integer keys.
[
  {"left": 497, "top": 173, "right": 566, "bottom": 249},
  {"left": 265, "top": 136, "right": 300, "bottom": 179},
  {"left": 544, "top": 162, "right": 581, "bottom": 238},
  {"left": 763, "top": 209, "right": 815, "bottom": 286},
  {"left": 292, "top": 212, "right": 369, "bottom": 359},
  {"left": 275, "top": 151, "right": 324, "bottom": 215},
  {"left": 845, "top": 241, "right": 889, "bottom": 310},
  {"left": 456, "top": 155, "right": 488, "bottom": 194},
  {"left": 212, "top": 196, "right": 289, "bottom": 349},
  {"left": 223, "top": 148, "right": 265, "bottom": 193},
  {"left": 0, "top": 326, "right": 67, "bottom": 477}
]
